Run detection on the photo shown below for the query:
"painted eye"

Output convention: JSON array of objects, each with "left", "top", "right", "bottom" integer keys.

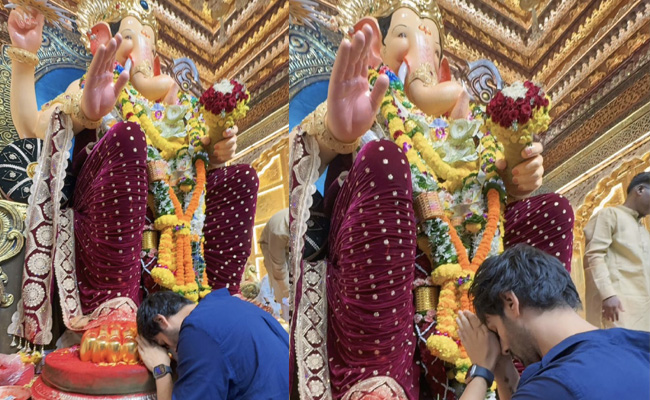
[
  {"left": 398, "top": 32, "right": 407, "bottom": 38},
  {"left": 125, "top": 35, "right": 132, "bottom": 40}
]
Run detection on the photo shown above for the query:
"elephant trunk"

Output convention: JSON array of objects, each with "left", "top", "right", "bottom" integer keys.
[{"left": 402, "top": 59, "right": 467, "bottom": 118}]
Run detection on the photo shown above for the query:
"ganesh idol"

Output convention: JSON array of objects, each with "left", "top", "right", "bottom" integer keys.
[
  {"left": 6, "top": 0, "right": 258, "bottom": 351},
  {"left": 288, "top": 0, "right": 575, "bottom": 398}
]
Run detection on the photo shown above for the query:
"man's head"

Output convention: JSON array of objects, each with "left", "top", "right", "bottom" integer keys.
[
  {"left": 136, "top": 291, "right": 195, "bottom": 353},
  {"left": 625, "top": 172, "right": 650, "bottom": 217},
  {"left": 469, "top": 245, "right": 581, "bottom": 366}
]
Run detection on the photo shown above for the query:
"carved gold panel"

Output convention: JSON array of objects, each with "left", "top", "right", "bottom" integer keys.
[
  {"left": 255, "top": 185, "right": 287, "bottom": 223},
  {"left": 0, "top": 200, "right": 26, "bottom": 309},
  {"left": 247, "top": 135, "right": 290, "bottom": 280}
]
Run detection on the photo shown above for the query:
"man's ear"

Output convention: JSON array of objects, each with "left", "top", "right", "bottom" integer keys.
[
  {"left": 500, "top": 291, "right": 521, "bottom": 318},
  {"left": 438, "top": 56, "right": 452, "bottom": 83},
  {"left": 88, "top": 22, "right": 112, "bottom": 55},
  {"left": 154, "top": 314, "right": 170, "bottom": 330},
  {"left": 353, "top": 17, "right": 383, "bottom": 69}
]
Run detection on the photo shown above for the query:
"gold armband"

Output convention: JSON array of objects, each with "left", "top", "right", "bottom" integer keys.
[
  {"left": 72, "top": 92, "right": 103, "bottom": 130},
  {"left": 303, "top": 102, "right": 360, "bottom": 155},
  {"left": 7, "top": 47, "right": 39, "bottom": 67}
]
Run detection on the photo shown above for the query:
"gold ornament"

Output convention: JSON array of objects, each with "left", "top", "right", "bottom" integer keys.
[
  {"left": 7, "top": 46, "right": 39, "bottom": 67},
  {"left": 131, "top": 59, "right": 154, "bottom": 78},
  {"left": 337, "top": 0, "right": 444, "bottom": 45},
  {"left": 407, "top": 62, "right": 438, "bottom": 88},
  {"left": 415, "top": 285, "right": 439, "bottom": 313},
  {"left": 76, "top": 0, "right": 158, "bottom": 51},
  {"left": 302, "top": 102, "right": 360, "bottom": 155},
  {"left": 72, "top": 92, "right": 103, "bottom": 130}
]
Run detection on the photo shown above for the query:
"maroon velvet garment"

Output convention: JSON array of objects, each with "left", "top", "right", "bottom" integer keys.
[
  {"left": 504, "top": 193, "right": 575, "bottom": 271},
  {"left": 323, "top": 146, "right": 575, "bottom": 399},
  {"left": 203, "top": 164, "right": 259, "bottom": 295},
  {"left": 326, "top": 140, "right": 419, "bottom": 399},
  {"left": 73, "top": 122, "right": 148, "bottom": 314}
]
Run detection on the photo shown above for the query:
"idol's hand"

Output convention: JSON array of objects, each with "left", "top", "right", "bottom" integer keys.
[
  {"left": 457, "top": 310, "right": 501, "bottom": 372},
  {"left": 81, "top": 34, "right": 130, "bottom": 121},
  {"left": 8, "top": 8, "right": 45, "bottom": 54},
  {"left": 201, "top": 125, "right": 238, "bottom": 165},
  {"left": 497, "top": 142, "right": 544, "bottom": 200},
  {"left": 326, "top": 25, "right": 389, "bottom": 144}
]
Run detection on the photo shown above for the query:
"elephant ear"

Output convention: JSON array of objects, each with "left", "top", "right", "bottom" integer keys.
[
  {"left": 353, "top": 17, "right": 383, "bottom": 69},
  {"left": 153, "top": 55, "right": 162, "bottom": 76},
  {"left": 438, "top": 56, "right": 452, "bottom": 83},
  {"left": 88, "top": 22, "right": 112, "bottom": 56}
]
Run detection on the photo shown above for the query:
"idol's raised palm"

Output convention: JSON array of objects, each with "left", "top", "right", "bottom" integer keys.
[
  {"left": 326, "top": 26, "right": 389, "bottom": 144},
  {"left": 81, "top": 34, "right": 130, "bottom": 121}
]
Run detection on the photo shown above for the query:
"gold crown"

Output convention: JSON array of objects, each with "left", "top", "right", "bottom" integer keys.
[
  {"left": 337, "top": 0, "right": 444, "bottom": 46},
  {"left": 76, "top": 0, "right": 158, "bottom": 50}
]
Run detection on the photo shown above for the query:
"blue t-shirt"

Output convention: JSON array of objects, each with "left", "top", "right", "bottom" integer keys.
[
  {"left": 514, "top": 328, "right": 650, "bottom": 399},
  {"left": 172, "top": 289, "right": 289, "bottom": 400}
]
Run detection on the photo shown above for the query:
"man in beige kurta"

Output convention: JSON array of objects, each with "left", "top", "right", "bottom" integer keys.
[
  {"left": 584, "top": 172, "right": 650, "bottom": 331},
  {"left": 259, "top": 208, "right": 290, "bottom": 304}
]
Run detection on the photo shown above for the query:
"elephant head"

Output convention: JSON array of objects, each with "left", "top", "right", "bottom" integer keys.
[
  {"left": 350, "top": 4, "right": 470, "bottom": 118},
  {"left": 77, "top": 0, "right": 178, "bottom": 104}
]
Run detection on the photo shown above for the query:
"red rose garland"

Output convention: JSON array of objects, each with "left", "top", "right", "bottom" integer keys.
[
  {"left": 486, "top": 81, "right": 550, "bottom": 129},
  {"left": 199, "top": 79, "right": 249, "bottom": 115}
]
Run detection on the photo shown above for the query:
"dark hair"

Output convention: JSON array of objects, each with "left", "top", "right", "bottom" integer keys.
[
  {"left": 627, "top": 172, "right": 650, "bottom": 194},
  {"left": 377, "top": 14, "right": 393, "bottom": 46},
  {"left": 136, "top": 291, "right": 193, "bottom": 341},
  {"left": 469, "top": 244, "right": 581, "bottom": 323},
  {"left": 110, "top": 22, "right": 121, "bottom": 37}
]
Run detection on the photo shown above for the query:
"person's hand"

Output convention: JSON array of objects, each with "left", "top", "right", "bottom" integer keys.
[
  {"left": 457, "top": 310, "right": 501, "bottom": 372},
  {"left": 497, "top": 142, "right": 544, "bottom": 199},
  {"left": 602, "top": 295, "right": 624, "bottom": 322},
  {"left": 8, "top": 8, "right": 45, "bottom": 54},
  {"left": 81, "top": 34, "right": 130, "bottom": 121},
  {"left": 326, "top": 25, "right": 389, "bottom": 144},
  {"left": 201, "top": 126, "right": 238, "bottom": 165},
  {"left": 136, "top": 336, "right": 171, "bottom": 373}
]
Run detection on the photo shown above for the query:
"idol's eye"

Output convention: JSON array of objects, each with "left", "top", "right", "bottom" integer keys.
[
  {"left": 398, "top": 32, "right": 407, "bottom": 38},
  {"left": 124, "top": 35, "right": 133, "bottom": 40}
]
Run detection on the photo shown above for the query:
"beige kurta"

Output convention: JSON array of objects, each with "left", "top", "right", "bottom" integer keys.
[
  {"left": 584, "top": 205, "right": 650, "bottom": 331},
  {"left": 259, "top": 208, "right": 290, "bottom": 303}
]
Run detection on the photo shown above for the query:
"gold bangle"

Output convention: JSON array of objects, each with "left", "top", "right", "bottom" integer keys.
[
  {"left": 303, "top": 102, "right": 360, "bottom": 154},
  {"left": 7, "top": 47, "right": 39, "bottom": 67},
  {"left": 142, "top": 230, "right": 159, "bottom": 251},
  {"left": 73, "top": 92, "right": 103, "bottom": 130}
]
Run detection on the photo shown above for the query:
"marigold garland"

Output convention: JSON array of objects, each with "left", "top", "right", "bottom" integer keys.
[
  {"left": 368, "top": 67, "right": 517, "bottom": 385},
  {"left": 112, "top": 69, "right": 213, "bottom": 301}
]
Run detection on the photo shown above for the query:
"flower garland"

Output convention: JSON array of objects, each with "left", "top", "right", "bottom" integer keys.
[
  {"left": 112, "top": 67, "right": 211, "bottom": 302},
  {"left": 369, "top": 68, "right": 476, "bottom": 193},
  {"left": 369, "top": 67, "right": 509, "bottom": 383},
  {"left": 199, "top": 79, "right": 250, "bottom": 146}
]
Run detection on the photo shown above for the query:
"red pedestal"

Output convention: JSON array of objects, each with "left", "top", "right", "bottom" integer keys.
[{"left": 40, "top": 347, "right": 155, "bottom": 397}]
